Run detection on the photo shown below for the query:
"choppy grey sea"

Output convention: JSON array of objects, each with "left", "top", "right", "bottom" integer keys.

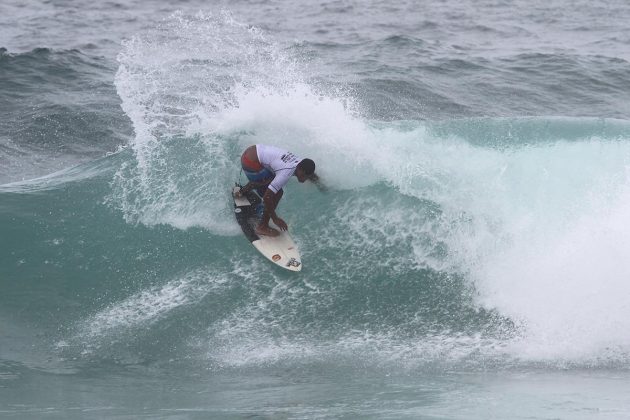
[{"left": 2, "top": 0, "right": 630, "bottom": 418}]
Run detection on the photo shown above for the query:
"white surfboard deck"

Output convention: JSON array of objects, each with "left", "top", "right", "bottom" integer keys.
[{"left": 232, "top": 186, "right": 302, "bottom": 272}]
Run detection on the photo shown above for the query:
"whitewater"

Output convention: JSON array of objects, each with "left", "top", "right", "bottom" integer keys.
[{"left": 2, "top": 1, "right": 630, "bottom": 418}]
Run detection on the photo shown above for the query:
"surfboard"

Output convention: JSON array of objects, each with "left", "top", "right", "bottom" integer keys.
[{"left": 232, "top": 185, "right": 302, "bottom": 271}]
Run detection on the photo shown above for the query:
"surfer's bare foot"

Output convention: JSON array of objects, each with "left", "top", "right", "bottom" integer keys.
[{"left": 256, "top": 224, "right": 280, "bottom": 237}]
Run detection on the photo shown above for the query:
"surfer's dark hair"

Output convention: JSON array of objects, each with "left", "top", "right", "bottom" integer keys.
[{"left": 298, "top": 158, "right": 315, "bottom": 175}]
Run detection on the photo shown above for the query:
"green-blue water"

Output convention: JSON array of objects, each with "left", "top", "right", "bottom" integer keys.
[{"left": 2, "top": 1, "right": 630, "bottom": 418}]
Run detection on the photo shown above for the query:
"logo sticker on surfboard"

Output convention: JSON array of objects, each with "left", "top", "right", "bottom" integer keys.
[
  {"left": 272, "top": 254, "right": 281, "bottom": 262},
  {"left": 286, "top": 258, "right": 301, "bottom": 268}
]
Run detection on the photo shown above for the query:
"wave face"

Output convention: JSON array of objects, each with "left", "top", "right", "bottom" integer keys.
[{"left": 2, "top": 5, "right": 630, "bottom": 417}]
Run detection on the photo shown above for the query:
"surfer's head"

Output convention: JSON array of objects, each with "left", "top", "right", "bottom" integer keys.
[{"left": 296, "top": 158, "right": 315, "bottom": 182}]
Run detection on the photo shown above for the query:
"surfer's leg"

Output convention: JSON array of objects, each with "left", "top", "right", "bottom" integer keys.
[{"left": 241, "top": 167, "right": 273, "bottom": 196}]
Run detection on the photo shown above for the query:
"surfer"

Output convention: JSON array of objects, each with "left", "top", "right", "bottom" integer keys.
[{"left": 235, "top": 144, "right": 318, "bottom": 237}]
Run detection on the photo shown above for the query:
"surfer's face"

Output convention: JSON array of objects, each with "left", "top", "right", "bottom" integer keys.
[{"left": 295, "top": 168, "right": 308, "bottom": 183}]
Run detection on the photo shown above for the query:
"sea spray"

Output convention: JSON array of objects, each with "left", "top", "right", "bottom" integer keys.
[{"left": 111, "top": 11, "right": 370, "bottom": 229}]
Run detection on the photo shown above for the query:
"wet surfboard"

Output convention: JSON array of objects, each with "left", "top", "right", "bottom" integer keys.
[{"left": 232, "top": 185, "right": 302, "bottom": 272}]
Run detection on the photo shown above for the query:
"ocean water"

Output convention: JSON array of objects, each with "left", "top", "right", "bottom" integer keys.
[{"left": 2, "top": 0, "right": 630, "bottom": 418}]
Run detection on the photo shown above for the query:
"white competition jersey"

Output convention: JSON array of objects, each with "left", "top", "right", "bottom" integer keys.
[{"left": 256, "top": 144, "right": 301, "bottom": 193}]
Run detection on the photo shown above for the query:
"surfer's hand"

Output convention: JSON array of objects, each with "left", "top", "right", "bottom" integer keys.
[
  {"left": 272, "top": 216, "right": 288, "bottom": 231},
  {"left": 234, "top": 188, "right": 243, "bottom": 198}
]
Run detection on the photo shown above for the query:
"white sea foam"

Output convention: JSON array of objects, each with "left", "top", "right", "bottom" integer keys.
[
  {"left": 403, "top": 135, "right": 630, "bottom": 364},
  {"left": 473, "top": 168, "right": 630, "bottom": 363},
  {"left": 77, "top": 269, "right": 226, "bottom": 342}
]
